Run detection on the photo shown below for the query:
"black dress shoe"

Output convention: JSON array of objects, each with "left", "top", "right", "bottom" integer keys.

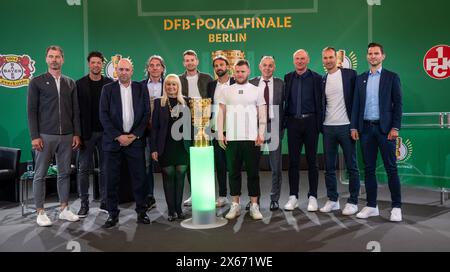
[
  {"left": 146, "top": 196, "right": 156, "bottom": 211},
  {"left": 177, "top": 213, "right": 185, "bottom": 220},
  {"left": 102, "top": 215, "right": 118, "bottom": 229},
  {"left": 168, "top": 214, "right": 176, "bottom": 222},
  {"left": 270, "top": 201, "right": 279, "bottom": 211},
  {"left": 137, "top": 212, "right": 150, "bottom": 224}
]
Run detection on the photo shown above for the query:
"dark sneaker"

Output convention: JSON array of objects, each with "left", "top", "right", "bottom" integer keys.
[
  {"left": 77, "top": 203, "right": 89, "bottom": 218},
  {"left": 146, "top": 196, "right": 156, "bottom": 211},
  {"left": 99, "top": 202, "right": 108, "bottom": 214}
]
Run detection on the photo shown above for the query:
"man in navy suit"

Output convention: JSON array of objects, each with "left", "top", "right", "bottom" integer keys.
[
  {"left": 319, "top": 47, "right": 360, "bottom": 215},
  {"left": 139, "top": 55, "right": 166, "bottom": 211},
  {"left": 283, "top": 49, "right": 323, "bottom": 212},
  {"left": 351, "top": 42, "right": 403, "bottom": 222},
  {"left": 100, "top": 58, "right": 150, "bottom": 228}
]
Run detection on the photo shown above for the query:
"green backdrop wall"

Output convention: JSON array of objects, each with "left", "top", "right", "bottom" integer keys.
[{"left": 1, "top": 0, "right": 449, "bottom": 189}]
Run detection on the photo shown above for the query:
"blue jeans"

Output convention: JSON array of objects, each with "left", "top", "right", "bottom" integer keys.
[
  {"left": 323, "top": 125, "right": 360, "bottom": 204},
  {"left": 360, "top": 122, "right": 401, "bottom": 208}
]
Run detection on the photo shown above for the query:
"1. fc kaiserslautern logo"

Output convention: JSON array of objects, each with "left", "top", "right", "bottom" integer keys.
[
  {"left": 396, "top": 137, "right": 413, "bottom": 162},
  {"left": 0, "top": 54, "right": 36, "bottom": 88}
]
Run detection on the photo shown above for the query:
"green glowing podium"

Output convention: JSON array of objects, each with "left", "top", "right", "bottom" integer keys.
[{"left": 181, "top": 98, "right": 227, "bottom": 229}]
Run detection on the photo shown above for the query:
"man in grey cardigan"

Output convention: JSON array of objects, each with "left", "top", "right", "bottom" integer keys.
[{"left": 27, "top": 45, "right": 81, "bottom": 227}]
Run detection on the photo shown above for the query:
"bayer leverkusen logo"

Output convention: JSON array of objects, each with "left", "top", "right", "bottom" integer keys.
[{"left": 423, "top": 45, "right": 450, "bottom": 80}]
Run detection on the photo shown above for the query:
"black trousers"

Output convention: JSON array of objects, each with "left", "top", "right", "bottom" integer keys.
[
  {"left": 162, "top": 165, "right": 188, "bottom": 215},
  {"left": 225, "top": 141, "right": 261, "bottom": 197},
  {"left": 286, "top": 115, "right": 319, "bottom": 199},
  {"left": 212, "top": 138, "right": 228, "bottom": 197},
  {"left": 104, "top": 146, "right": 147, "bottom": 217}
]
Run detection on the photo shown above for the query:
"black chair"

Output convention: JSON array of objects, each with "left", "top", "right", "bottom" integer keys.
[{"left": 0, "top": 147, "right": 21, "bottom": 202}]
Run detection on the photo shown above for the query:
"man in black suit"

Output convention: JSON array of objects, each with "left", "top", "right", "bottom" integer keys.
[
  {"left": 283, "top": 49, "right": 323, "bottom": 212},
  {"left": 319, "top": 47, "right": 360, "bottom": 215},
  {"left": 249, "top": 56, "right": 285, "bottom": 211},
  {"left": 351, "top": 42, "right": 403, "bottom": 222},
  {"left": 206, "top": 55, "right": 235, "bottom": 208},
  {"left": 99, "top": 58, "right": 150, "bottom": 228},
  {"left": 76, "top": 51, "right": 112, "bottom": 217},
  {"left": 139, "top": 55, "right": 166, "bottom": 211}
]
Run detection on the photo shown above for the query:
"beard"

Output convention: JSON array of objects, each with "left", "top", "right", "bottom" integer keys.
[
  {"left": 235, "top": 76, "right": 248, "bottom": 84},
  {"left": 215, "top": 69, "right": 227, "bottom": 77}
]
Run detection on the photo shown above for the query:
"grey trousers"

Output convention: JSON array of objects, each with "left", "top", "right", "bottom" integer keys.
[
  {"left": 268, "top": 141, "right": 283, "bottom": 201},
  {"left": 77, "top": 132, "right": 104, "bottom": 204},
  {"left": 33, "top": 134, "right": 73, "bottom": 209}
]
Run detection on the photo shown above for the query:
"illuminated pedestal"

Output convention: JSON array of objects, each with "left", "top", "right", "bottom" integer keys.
[{"left": 181, "top": 146, "right": 227, "bottom": 229}]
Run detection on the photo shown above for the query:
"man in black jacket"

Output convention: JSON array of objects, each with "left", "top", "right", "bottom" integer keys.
[
  {"left": 283, "top": 49, "right": 323, "bottom": 213},
  {"left": 76, "top": 51, "right": 112, "bottom": 217},
  {"left": 27, "top": 45, "right": 81, "bottom": 227}
]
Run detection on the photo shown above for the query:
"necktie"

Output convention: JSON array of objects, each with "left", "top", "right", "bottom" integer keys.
[
  {"left": 264, "top": 80, "right": 270, "bottom": 122},
  {"left": 296, "top": 76, "right": 302, "bottom": 117}
]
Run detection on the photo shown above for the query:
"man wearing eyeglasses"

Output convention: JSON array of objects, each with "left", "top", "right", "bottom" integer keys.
[{"left": 99, "top": 58, "right": 150, "bottom": 228}]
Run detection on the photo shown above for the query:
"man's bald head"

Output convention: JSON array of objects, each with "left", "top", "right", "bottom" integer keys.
[{"left": 117, "top": 58, "right": 134, "bottom": 85}]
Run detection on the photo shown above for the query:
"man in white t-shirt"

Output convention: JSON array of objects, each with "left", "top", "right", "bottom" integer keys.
[
  {"left": 320, "top": 47, "right": 360, "bottom": 216},
  {"left": 206, "top": 55, "right": 236, "bottom": 208},
  {"left": 217, "top": 59, "right": 266, "bottom": 220}
]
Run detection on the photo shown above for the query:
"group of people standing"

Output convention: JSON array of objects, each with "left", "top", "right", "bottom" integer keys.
[{"left": 27, "top": 42, "right": 403, "bottom": 228}]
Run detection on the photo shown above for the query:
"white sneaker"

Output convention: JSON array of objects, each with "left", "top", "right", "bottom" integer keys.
[
  {"left": 390, "top": 208, "right": 402, "bottom": 222},
  {"left": 249, "top": 203, "right": 263, "bottom": 220},
  {"left": 225, "top": 202, "right": 241, "bottom": 219},
  {"left": 320, "top": 200, "right": 340, "bottom": 213},
  {"left": 216, "top": 196, "right": 229, "bottom": 207},
  {"left": 183, "top": 196, "right": 192, "bottom": 206},
  {"left": 59, "top": 207, "right": 80, "bottom": 222},
  {"left": 342, "top": 203, "right": 359, "bottom": 215},
  {"left": 356, "top": 206, "right": 379, "bottom": 219},
  {"left": 283, "top": 195, "right": 298, "bottom": 211},
  {"left": 36, "top": 212, "right": 52, "bottom": 227},
  {"left": 307, "top": 196, "right": 318, "bottom": 212}
]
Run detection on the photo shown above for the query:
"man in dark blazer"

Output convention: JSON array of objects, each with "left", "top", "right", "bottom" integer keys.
[
  {"left": 100, "top": 58, "right": 150, "bottom": 228},
  {"left": 283, "top": 49, "right": 323, "bottom": 212},
  {"left": 249, "top": 56, "right": 285, "bottom": 211},
  {"left": 76, "top": 51, "right": 112, "bottom": 217},
  {"left": 179, "top": 49, "right": 213, "bottom": 206},
  {"left": 206, "top": 55, "right": 235, "bottom": 208},
  {"left": 139, "top": 55, "right": 166, "bottom": 211},
  {"left": 351, "top": 42, "right": 403, "bottom": 222},
  {"left": 319, "top": 47, "right": 360, "bottom": 216}
]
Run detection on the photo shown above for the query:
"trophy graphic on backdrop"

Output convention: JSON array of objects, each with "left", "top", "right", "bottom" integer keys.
[
  {"left": 336, "top": 50, "right": 346, "bottom": 68},
  {"left": 181, "top": 98, "right": 227, "bottom": 229}
]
